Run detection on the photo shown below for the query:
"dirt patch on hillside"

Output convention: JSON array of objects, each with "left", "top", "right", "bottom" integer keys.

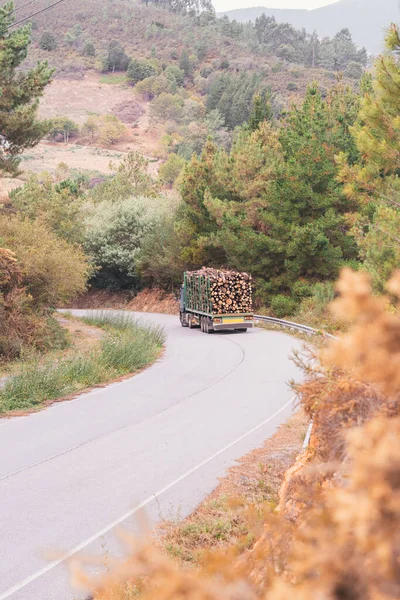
[
  {"left": 127, "top": 289, "right": 179, "bottom": 315},
  {"left": 113, "top": 100, "right": 145, "bottom": 124},
  {"left": 37, "top": 73, "right": 164, "bottom": 161},
  {"left": 63, "top": 289, "right": 133, "bottom": 310}
]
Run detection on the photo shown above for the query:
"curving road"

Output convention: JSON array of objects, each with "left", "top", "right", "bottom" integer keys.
[{"left": 0, "top": 312, "right": 303, "bottom": 600}]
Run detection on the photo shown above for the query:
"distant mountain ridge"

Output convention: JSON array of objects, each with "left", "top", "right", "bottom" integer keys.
[{"left": 219, "top": 0, "right": 400, "bottom": 54}]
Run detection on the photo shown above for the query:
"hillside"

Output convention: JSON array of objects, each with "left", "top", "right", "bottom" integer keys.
[
  {"left": 220, "top": 0, "right": 400, "bottom": 55},
  {"left": 16, "top": 0, "right": 366, "bottom": 95}
]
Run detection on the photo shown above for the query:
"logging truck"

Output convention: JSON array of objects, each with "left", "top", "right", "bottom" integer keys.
[{"left": 179, "top": 268, "right": 254, "bottom": 333}]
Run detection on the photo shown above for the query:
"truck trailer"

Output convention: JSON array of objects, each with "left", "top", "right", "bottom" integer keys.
[{"left": 179, "top": 268, "right": 254, "bottom": 333}]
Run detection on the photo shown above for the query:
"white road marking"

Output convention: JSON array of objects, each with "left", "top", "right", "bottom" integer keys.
[{"left": 0, "top": 395, "right": 295, "bottom": 600}]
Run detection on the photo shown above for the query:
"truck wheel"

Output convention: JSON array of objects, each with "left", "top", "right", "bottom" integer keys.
[
  {"left": 235, "top": 328, "right": 247, "bottom": 332},
  {"left": 188, "top": 314, "right": 194, "bottom": 329},
  {"left": 180, "top": 312, "right": 188, "bottom": 327},
  {"left": 207, "top": 318, "right": 214, "bottom": 334}
]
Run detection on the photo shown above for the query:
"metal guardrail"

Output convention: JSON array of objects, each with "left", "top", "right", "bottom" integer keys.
[{"left": 254, "top": 315, "right": 338, "bottom": 341}]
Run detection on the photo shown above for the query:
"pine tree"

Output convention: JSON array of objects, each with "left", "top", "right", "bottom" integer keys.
[
  {"left": 248, "top": 92, "right": 273, "bottom": 131},
  {"left": 0, "top": 2, "right": 54, "bottom": 175},
  {"left": 338, "top": 25, "right": 400, "bottom": 291}
]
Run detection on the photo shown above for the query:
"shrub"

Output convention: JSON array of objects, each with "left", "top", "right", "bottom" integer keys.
[
  {"left": 39, "top": 31, "right": 57, "bottom": 51},
  {"left": 0, "top": 249, "right": 69, "bottom": 360},
  {"left": 48, "top": 116, "right": 79, "bottom": 143},
  {"left": 287, "top": 82, "right": 298, "bottom": 91},
  {"left": 127, "top": 58, "right": 157, "bottom": 84},
  {"left": 84, "top": 196, "right": 166, "bottom": 290},
  {"left": 270, "top": 294, "right": 297, "bottom": 318},
  {"left": 0, "top": 215, "right": 92, "bottom": 307},
  {"left": 102, "top": 40, "right": 129, "bottom": 72},
  {"left": 98, "top": 115, "right": 126, "bottom": 145},
  {"left": 82, "top": 41, "right": 96, "bottom": 57},
  {"left": 135, "top": 75, "right": 171, "bottom": 101},
  {"left": 150, "top": 93, "right": 184, "bottom": 123},
  {"left": 164, "top": 65, "right": 185, "bottom": 88},
  {"left": 90, "top": 152, "right": 159, "bottom": 202},
  {"left": 159, "top": 153, "right": 185, "bottom": 186},
  {"left": 344, "top": 60, "right": 364, "bottom": 79},
  {"left": 9, "top": 173, "right": 85, "bottom": 244}
]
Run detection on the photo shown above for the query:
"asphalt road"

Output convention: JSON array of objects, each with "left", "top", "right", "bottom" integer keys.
[{"left": 0, "top": 312, "right": 304, "bottom": 600}]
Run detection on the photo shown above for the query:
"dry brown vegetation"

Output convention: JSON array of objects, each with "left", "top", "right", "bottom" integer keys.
[{"left": 77, "top": 268, "right": 400, "bottom": 600}]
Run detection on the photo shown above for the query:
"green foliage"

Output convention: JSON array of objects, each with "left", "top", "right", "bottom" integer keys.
[
  {"left": 338, "top": 25, "right": 400, "bottom": 292},
  {"left": 344, "top": 61, "right": 364, "bottom": 80},
  {"left": 255, "top": 15, "right": 366, "bottom": 71},
  {"left": 9, "top": 173, "right": 85, "bottom": 244},
  {"left": 150, "top": 93, "right": 184, "bottom": 123},
  {"left": 179, "top": 49, "right": 192, "bottom": 76},
  {"left": 248, "top": 92, "right": 273, "bottom": 131},
  {"left": 102, "top": 40, "right": 130, "bottom": 72},
  {"left": 48, "top": 116, "right": 79, "bottom": 142},
  {"left": 90, "top": 152, "right": 159, "bottom": 202},
  {"left": 127, "top": 58, "right": 157, "bottom": 84},
  {"left": 0, "top": 215, "right": 92, "bottom": 307},
  {"left": 39, "top": 30, "right": 58, "bottom": 51},
  {"left": 159, "top": 153, "right": 185, "bottom": 186},
  {"left": 83, "top": 196, "right": 166, "bottom": 290},
  {"left": 180, "top": 83, "right": 361, "bottom": 306},
  {"left": 135, "top": 74, "right": 171, "bottom": 100},
  {"left": 82, "top": 41, "right": 96, "bottom": 57},
  {"left": 98, "top": 114, "right": 126, "bottom": 145},
  {"left": 164, "top": 64, "right": 185, "bottom": 88},
  {"left": 0, "top": 2, "right": 54, "bottom": 175},
  {"left": 206, "top": 73, "right": 268, "bottom": 130},
  {"left": 0, "top": 314, "right": 164, "bottom": 414},
  {"left": 270, "top": 295, "right": 297, "bottom": 318},
  {"left": 64, "top": 23, "right": 82, "bottom": 46}
]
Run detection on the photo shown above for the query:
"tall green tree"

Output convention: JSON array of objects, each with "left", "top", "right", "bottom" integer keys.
[
  {"left": 339, "top": 25, "right": 400, "bottom": 291},
  {"left": 0, "top": 2, "right": 54, "bottom": 175},
  {"left": 181, "top": 84, "right": 361, "bottom": 307}
]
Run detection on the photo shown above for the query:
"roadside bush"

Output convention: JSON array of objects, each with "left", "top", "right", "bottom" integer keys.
[
  {"left": 0, "top": 248, "right": 68, "bottom": 360},
  {"left": 0, "top": 216, "right": 92, "bottom": 307},
  {"left": 270, "top": 294, "right": 297, "bottom": 318}
]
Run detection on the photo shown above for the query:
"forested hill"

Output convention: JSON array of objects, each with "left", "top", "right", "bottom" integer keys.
[
  {"left": 17, "top": 0, "right": 367, "bottom": 101},
  {"left": 220, "top": 0, "right": 400, "bottom": 55}
]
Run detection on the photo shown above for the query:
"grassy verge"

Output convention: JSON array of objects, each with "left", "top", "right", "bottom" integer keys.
[
  {"left": 158, "top": 411, "right": 308, "bottom": 566},
  {"left": 99, "top": 73, "right": 128, "bottom": 85},
  {"left": 0, "top": 312, "right": 165, "bottom": 416}
]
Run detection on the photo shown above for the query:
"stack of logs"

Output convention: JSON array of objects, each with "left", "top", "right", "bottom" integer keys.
[{"left": 188, "top": 268, "right": 252, "bottom": 314}]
